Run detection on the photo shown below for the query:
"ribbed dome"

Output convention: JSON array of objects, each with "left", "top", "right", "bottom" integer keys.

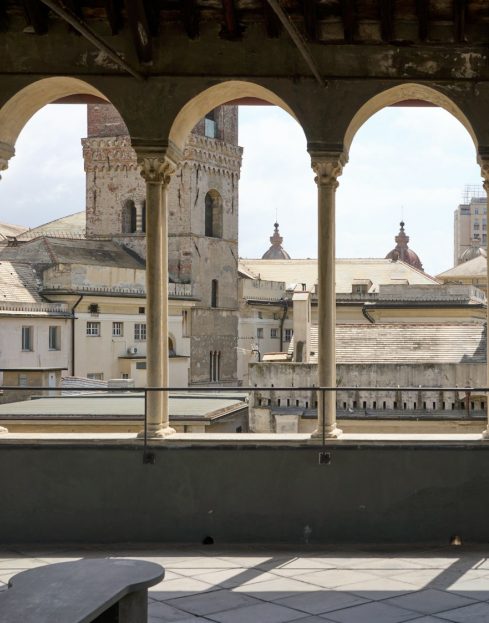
[
  {"left": 385, "top": 221, "right": 423, "bottom": 271},
  {"left": 262, "top": 222, "right": 291, "bottom": 260},
  {"left": 460, "top": 238, "right": 486, "bottom": 263}
]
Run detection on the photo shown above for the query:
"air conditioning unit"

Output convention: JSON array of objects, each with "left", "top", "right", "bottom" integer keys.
[{"left": 127, "top": 346, "right": 138, "bottom": 355}]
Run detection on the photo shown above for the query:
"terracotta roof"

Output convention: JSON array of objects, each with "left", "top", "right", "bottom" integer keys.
[{"left": 437, "top": 255, "right": 487, "bottom": 280}]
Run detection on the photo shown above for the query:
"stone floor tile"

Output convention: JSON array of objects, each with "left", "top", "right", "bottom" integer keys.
[
  {"left": 148, "top": 600, "right": 202, "bottom": 621},
  {"left": 384, "top": 588, "right": 476, "bottom": 615},
  {"left": 206, "top": 601, "right": 307, "bottom": 623},
  {"left": 150, "top": 577, "right": 216, "bottom": 600},
  {"left": 436, "top": 601, "right": 489, "bottom": 622},
  {"left": 275, "top": 589, "right": 369, "bottom": 614},
  {"left": 292, "top": 569, "right": 377, "bottom": 589},
  {"left": 192, "top": 568, "right": 281, "bottom": 588},
  {"left": 388, "top": 569, "right": 469, "bottom": 590},
  {"left": 276, "top": 559, "right": 337, "bottom": 571},
  {"left": 166, "top": 588, "right": 261, "bottom": 616},
  {"left": 233, "top": 576, "right": 319, "bottom": 600},
  {"left": 324, "top": 600, "right": 420, "bottom": 623},
  {"left": 342, "top": 576, "right": 417, "bottom": 600}
]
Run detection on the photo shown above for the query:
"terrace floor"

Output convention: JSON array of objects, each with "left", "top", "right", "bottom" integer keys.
[{"left": 3, "top": 545, "right": 489, "bottom": 622}]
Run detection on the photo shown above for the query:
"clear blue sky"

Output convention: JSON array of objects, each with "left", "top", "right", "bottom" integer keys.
[{"left": 0, "top": 103, "right": 482, "bottom": 276}]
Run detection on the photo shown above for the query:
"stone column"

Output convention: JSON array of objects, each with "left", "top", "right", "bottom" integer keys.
[
  {"left": 311, "top": 154, "right": 346, "bottom": 439},
  {"left": 136, "top": 149, "right": 178, "bottom": 437},
  {"left": 480, "top": 159, "right": 489, "bottom": 438}
]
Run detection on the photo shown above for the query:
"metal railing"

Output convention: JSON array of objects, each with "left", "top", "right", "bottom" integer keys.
[{"left": 0, "top": 384, "right": 488, "bottom": 464}]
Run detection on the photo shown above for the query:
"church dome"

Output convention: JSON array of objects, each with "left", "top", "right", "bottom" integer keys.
[
  {"left": 385, "top": 221, "right": 423, "bottom": 271},
  {"left": 460, "top": 237, "right": 486, "bottom": 263},
  {"left": 262, "top": 222, "right": 291, "bottom": 260}
]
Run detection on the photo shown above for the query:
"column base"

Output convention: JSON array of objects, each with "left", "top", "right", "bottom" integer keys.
[
  {"left": 0, "top": 426, "right": 8, "bottom": 434},
  {"left": 310, "top": 426, "right": 343, "bottom": 440},
  {"left": 137, "top": 426, "right": 176, "bottom": 439},
  {"left": 481, "top": 428, "right": 489, "bottom": 440}
]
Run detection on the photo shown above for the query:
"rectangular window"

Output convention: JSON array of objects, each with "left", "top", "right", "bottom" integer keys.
[
  {"left": 112, "top": 322, "right": 123, "bottom": 337},
  {"left": 48, "top": 326, "right": 61, "bottom": 350},
  {"left": 257, "top": 328, "right": 264, "bottom": 339},
  {"left": 86, "top": 321, "right": 100, "bottom": 337},
  {"left": 284, "top": 328, "right": 293, "bottom": 342},
  {"left": 87, "top": 372, "right": 103, "bottom": 380},
  {"left": 21, "top": 326, "right": 33, "bottom": 351},
  {"left": 136, "top": 361, "right": 146, "bottom": 370},
  {"left": 138, "top": 306, "right": 145, "bottom": 314},
  {"left": 121, "top": 373, "right": 129, "bottom": 379},
  {"left": 270, "top": 328, "right": 278, "bottom": 338},
  {"left": 204, "top": 111, "right": 217, "bottom": 138},
  {"left": 18, "top": 374, "right": 28, "bottom": 387},
  {"left": 134, "top": 323, "right": 147, "bottom": 341},
  {"left": 211, "top": 279, "right": 218, "bottom": 308}
]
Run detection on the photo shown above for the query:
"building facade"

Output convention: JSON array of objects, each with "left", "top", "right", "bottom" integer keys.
[{"left": 454, "top": 188, "right": 487, "bottom": 264}]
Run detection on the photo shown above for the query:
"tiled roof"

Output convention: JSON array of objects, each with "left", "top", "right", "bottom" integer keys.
[
  {"left": 239, "top": 258, "right": 438, "bottom": 293},
  {"left": 0, "top": 237, "right": 144, "bottom": 270},
  {"left": 0, "top": 222, "right": 28, "bottom": 239},
  {"left": 304, "top": 323, "right": 486, "bottom": 364},
  {"left": 17, "top": 212, "right": 86, "bottom": 240},
  {"left": 0, "top": 261, "right": 42, "bottom": 303},
  {"left": 437, "top": 255, "right": 487, "bottom": 280}
]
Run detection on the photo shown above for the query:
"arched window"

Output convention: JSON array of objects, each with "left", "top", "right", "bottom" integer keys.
[
  {"left": 205, "top": 190, "right": 223, "bottom": 238},
  {"left": 204, "top": 110, "right": 217, "bottom": 138},
  {"left": 209, "top": 351, "right": 221, "bottom": 382},
  {"left": 122, "top": 200, "right": 137, "bottom": 233},
  {"left": 168, "top": 336, "right": 176, "bottom": 357}
]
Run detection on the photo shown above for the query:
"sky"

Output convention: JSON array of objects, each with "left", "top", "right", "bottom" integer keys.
[{"left": 0, "top": 103, "right": 482, "bottom": 276}]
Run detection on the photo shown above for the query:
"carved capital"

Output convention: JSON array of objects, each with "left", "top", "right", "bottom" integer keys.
[
  {"left": 480, "top": 159, "right": 489, "bottom": 193},
  {"left": 0, "top": 141, "right": 15, "bottom": 178},
  {"left": 138, "top": 156, "right": 176, "bottom": 185},
  {"left": 312, "top": 157, "right": 345, "bottom": 188},
  {"left": 133, "top": 139, "right": 182, "bottom": 185}
]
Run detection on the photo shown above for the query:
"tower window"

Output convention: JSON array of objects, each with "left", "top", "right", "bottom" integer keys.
[
  {"left": 210, "top": 350, "right": 221, "bottom": 381},
  {"left": 122, "top": 199, "right": 137, "bottom": 234},
  {"left": 204, "top": 110, "right": 217, "bottom": 138},
  {"left": 205, "top": 190, "right": 223, "bottom": 238},
  {"left": 211, "top": 279, "right": 218, "bottom": 308}
]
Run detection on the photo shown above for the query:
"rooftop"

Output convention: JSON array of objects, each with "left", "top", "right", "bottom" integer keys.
[{"left": 3, "top": 544, "right": 489, "bottom": 622}]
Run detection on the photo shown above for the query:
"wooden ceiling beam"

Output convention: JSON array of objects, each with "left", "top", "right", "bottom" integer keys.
[
  {"left": 262, "top": 0, "right": 281, "bottom": 37},
  {"left": 104, "top": 0, "right": 123, "bottom": 35},
  {"left": 303, "top": 0, "right": 317, "bottom": 41},
  {"left": 143, "top": 0, "right": 159, "bottom": 37},
  {"left": 415, "top": 0, "right": 429, "bottom": 42},
  {"left": 23, "top": 0, "right": 49, "bottom": 34},
  {"left": 181, "top": 0, "right": 199, "bottom": 39},
  {"left": 379, "top": 0, "right": 394, "bottom": 42},
  {"left": 454, "top": 0, "right": 467, "bottom": 43},
  {"left": 124, "top": 0, "right": 153, "bottom": 63},
  {"left": 220, "top": 0, "right": 241, "bottom": 39},
  {"left": 0, "top": 0, "right": 10, "bottom": 31},
  {"left": 340, "top": 0, "right": 356, "bottom": 43}
]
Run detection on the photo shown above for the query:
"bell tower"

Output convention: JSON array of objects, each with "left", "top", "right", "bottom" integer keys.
[{"left": 82, "top": 103, "right": 242, "bottom": 385}]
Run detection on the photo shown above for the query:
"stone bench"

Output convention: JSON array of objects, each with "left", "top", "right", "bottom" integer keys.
[{"left": 0, "top": 558, "right": 164, "bottom": 622}]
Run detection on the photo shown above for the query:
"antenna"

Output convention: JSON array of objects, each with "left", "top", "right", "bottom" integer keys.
[{"left": 401, "top": 205, "right": 404, "bottom": 221}]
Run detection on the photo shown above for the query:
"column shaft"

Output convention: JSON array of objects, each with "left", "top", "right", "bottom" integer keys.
[
  {"left": 137, "top": 151, "right": 178, "bottom": 438},
  {"left": 311, "top": 157, "right": 345, "bottom": 439}
]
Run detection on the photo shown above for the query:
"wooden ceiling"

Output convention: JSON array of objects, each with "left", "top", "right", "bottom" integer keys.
[{"left": 2, "top": 1, "right": 489, "bottom": 66}]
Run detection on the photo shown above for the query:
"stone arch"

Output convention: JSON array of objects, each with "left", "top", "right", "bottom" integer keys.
[
  {"left": 344, "top": 83, "right": 478, "bottom": 157},
  {"left": 0, "top": 77, "right": 112, "bottom": 168},
  {"left": 204, "top": 189, "right": 223, "bottom": 238},
  {"left": 169, "top": 81, "right": 301, "bottom": 153}
]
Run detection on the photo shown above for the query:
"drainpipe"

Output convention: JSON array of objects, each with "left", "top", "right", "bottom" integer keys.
[
  {"left": 362, "top": 303, "right": 375, "bottom": 324},
  {"left": 279, "top": 298, "right": 289, "bottom": 352},
  {"left": 71, "top": 295, "right": 83, "bottom": 376}
]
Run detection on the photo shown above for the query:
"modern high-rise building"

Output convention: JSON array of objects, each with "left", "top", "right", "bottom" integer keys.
[{"left": 453, "top": 186, "right": 487, "bottom": 265}]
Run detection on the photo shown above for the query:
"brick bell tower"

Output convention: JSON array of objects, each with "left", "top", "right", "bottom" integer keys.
[{"left": 82, "top": 103, "right": 243, "bottom": 385}]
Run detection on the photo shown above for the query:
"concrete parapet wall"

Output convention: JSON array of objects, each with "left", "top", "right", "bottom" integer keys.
[{"left": 1, "top": 442, "right": 489, "bottom": 543}]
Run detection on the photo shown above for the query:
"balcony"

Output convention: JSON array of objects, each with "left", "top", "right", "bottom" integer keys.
[{"left": 2, "top": 544, "right": 489, "bottom": 622}]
